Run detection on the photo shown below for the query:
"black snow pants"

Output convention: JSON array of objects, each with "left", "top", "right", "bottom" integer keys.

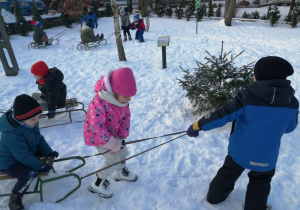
[
  {"left": 207, "top": 155, "right": 275, "bottom": 210},
  {"left": 1, "top": 163, "right": 35, "bottom": 196}
]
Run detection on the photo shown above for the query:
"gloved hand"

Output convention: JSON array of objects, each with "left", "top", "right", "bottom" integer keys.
[
  {"left": 187, "top": 121, "right": 202, "bottom": 137},
  {"left": 121, "top": 26, "right": 125, "bottom": 30},
  {"left": 48, "top": 151, "right": 59, "bottom": 158},
  {"left": 48, "top": 110, "right": 55, "bottom": 119},
  {"left": 39, "top": 164, "right": 53, "bottom": 173}
]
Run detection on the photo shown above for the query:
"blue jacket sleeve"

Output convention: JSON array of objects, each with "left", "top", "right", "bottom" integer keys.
[{"left": 285, "top": 111, "right": 298, "bottom": 133}]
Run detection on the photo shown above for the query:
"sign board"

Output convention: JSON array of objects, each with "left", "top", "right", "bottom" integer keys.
[
  {"left": 157, "top": 36, "right": 170, "bottom": 47},
  {"left": 195, "top": 0, "right": 201, "bottom": 9}
]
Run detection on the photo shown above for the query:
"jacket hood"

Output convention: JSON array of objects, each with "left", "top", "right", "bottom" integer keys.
[
  {"left": 46, "top": 67, "right": 64, "bottom": 82},
  {"left": 94, "top": 71, "right": 116, "bottom": 93},
  {"left": 80, "top": 25, "right": 92, "bottom": 34},
  {"left": 247, "top": 79, "right": 295, "bottom": 105},
  {"left": 0, "top": 112, "right": 17, "bottom": 133}
]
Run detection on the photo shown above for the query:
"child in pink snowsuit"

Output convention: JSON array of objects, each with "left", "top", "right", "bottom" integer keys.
[{"left": 84, "top": 67, "right": 137, "bottom": 198}]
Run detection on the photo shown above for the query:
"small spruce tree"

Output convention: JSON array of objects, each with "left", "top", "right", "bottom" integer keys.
[
  {"left": 242, "top": 11, "right": 250, "bottom": 19},
  {"left": 185, "top": 3, "right": 194, "bottom": 21},
  {"left": 156, "top": 4, "right": 165, "bottom": 17},
  {"left": 32, "top": 0, "right": 43, "bottom": 23},
  {"left": 268, "top": 5, "right": 281, "bottom": 26},
  {"left": 13, "top": 0, "right": 28, "bottom": 36},
  {"left": 165, "top": 4, "right": 173, "bottom": 18},
  {"left": 251, "top": 10, "right": 259, "bottom": 19},
  {"left": 288, "top": 6, "right": 300, "bottom": 28},
  {"left": 175, "top": 4, "right": 183, "bottom": 19},
  {"left": 215, "top": 4, "right": 222, "bottom": 17},
  {"left": 105, "top": 2, "right": 113, "bottom": 17},
  {"left": 177, "top": 42, "right": 254, "bottom": 115}
]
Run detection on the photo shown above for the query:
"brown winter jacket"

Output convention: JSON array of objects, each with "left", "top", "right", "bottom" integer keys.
[{"left": 80, "top": 25, "right": 99, "bottom": 43}]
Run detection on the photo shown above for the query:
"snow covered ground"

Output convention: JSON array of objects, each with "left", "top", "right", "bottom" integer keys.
[{"left": 0, "top": 15, "right": 299, "bottom": 210}]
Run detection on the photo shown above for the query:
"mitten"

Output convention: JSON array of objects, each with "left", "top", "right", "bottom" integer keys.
[
  {"left": 187, "top": 121, "right": 202, "bottom": 137},
  {"left": 39, "top": 164, "right": 53, "bottom": 173},
  {"left": 121, "top": 26, "right": 125, "bottom": 30},
  {"left": 48, "top": 110, "right": 55, "bottom": 119},
  {"left": 48, "top": 151, "right": 59, "bottom": 158}
]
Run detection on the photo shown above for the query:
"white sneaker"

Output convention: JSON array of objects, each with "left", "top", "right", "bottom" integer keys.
[
  {"left": 114, "top": 167, "right": 138, "bottom": 182},
  {"left": 87, "top": 177, "right": 114, "bottom": 198}
]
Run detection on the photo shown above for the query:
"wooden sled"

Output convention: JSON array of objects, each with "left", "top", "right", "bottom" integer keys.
[
  {"left": 77, "top": 38, "right": 107, "bottom": 51},
  {"left": 0, "top": 156, "right": 85, "bottom": 203},
  {"left": 32, "top": 93, "right": 87, "bottom": 124},
  {"left": 28, "top": 38, "right": 59, "bottom": 49}
]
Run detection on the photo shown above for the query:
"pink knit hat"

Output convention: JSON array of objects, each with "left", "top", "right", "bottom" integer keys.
[{"left": 109, "top": 68, "right": 137, "bottom": 97}]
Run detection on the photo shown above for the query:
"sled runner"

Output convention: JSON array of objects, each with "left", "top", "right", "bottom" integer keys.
[
  {"left": 0, "top": 156, "right": 85, "bottom": 203},
  {"left": 28, "top": 38, "right": 59, "bottom": 49},
  {"left": 32, "top": 93, "right": 87, "bottom": 124},
  {"left": 77, "top": 38, "right": 107, "bottom": 51}
]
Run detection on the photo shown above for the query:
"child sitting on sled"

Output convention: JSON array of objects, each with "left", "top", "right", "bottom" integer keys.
[
  {"left": 80, "top": 24, "right": 104, "bottom": 43},
  {"left": 31, "top": 61, "right": 67, "bottom": 119},
  {"left": 31, "top": 20, "right": 51, "bottom": 46},
  {"left": 0, "top": 94, "right": 59, "bottom": 210},
  {"left": 84, "top": 67, "right": 138, "bottom": 198}
]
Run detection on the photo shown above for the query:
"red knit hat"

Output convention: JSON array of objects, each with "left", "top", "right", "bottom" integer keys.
[
  {"left": 13, "top": 94, "right": 42, "bottom": 121},
  {"left": 109, "top": 68, "right": 137, "bottom": 97},
  {"left": 31, "top": 61, "right": 49, "bottom": 77}
]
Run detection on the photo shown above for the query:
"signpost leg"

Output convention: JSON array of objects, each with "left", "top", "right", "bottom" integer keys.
[{"left": 162, "top": 46, "right": 166, "bottom": 69}]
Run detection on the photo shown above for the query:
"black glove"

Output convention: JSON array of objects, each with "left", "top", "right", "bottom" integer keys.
[
  {"left": 120, "top": 140, "right": 126, "bottom": 149},
  {"left": 121, "top": 26, "right": 125, "bottom": 30},
  {"left": 39, "top": 164, "right": 53, "bottom": 173},
  {"left": 187, "top": 122, "right": 202, "bottom": 137},
  {"left": 48, "top": 110, "right": 55, "bottom": 119},
  {"left": 48, "top": 151, "right": 59, "bottom": 158}
]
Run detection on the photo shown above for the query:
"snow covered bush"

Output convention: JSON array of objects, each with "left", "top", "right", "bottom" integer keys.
[
  {"left": 177, "top": 42, "right": 254, "bottom": 115},
  {"left": 165, "top": 4, "right": 173, "bottom": 18},
  {"left": 175, "top": 4, "right": 183, "bottom": 19},
  {"left": 268, "top": 5, "right": 281, "bottom": 26},
  {"left": 185, "top": 3, "right": 195, "bottom": 21}
]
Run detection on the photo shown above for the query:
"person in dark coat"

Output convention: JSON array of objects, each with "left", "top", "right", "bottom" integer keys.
[
  {"left": 186, "top": 56, "right": 299, "bottom": 210},
  {"left": 119, "top": 7, "right": 132, "bottom": 42},
  {"left": 0, "top": 94, "right": 59, "bottom": 210},
  {"left": 31, "top": 61, "right": 67, "bottom": 119},
  {"left": 79, "top": 6, "right": 98, "bottom": 30},
  {"left": 31, "top": 21, "right": 51, "bottom": 46}
]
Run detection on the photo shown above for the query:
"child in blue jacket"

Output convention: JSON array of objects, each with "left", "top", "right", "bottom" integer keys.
[
  {"left": 79, "top": 6, "right": 98, "bottom": 30},
  {"left": 186, "top": 56, "right": 299, "bottom": 210},
  {"left": 0, "top": 94, "right": 59, "bottom": 210}
]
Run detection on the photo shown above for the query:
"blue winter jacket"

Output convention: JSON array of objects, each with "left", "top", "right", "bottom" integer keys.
[
  {"left": 79, "top": 11, "right": 98, "bottom": 29},
  {"left": 0, "top": 112, "right": 52, "bottom": 171},
  {"left": 197, "top": 79, "right": 299, "bottom": 172}
]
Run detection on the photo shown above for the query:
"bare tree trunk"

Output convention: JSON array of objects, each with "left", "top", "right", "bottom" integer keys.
[
  {"left": 208, "top": 0, "right": 213, "bottom": 17},
  {"left": 140, "top": 0, "right": 150, "bottom": 31},
  {"left": 224, "top": 0, "right": 230, "bottom": 17},
  {"left": 286, "top": 0, "right": 295, "bottom": 22},
  {"left": 224, "top": 0, "right": 236, "bottom": 26},
  {"left": 111, "top": 0, "right": 126, "bottom": 61}
]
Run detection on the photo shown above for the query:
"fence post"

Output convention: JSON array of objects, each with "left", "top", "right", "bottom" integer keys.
[{"left": 0, "top": 12, "right": 19, "bottom": 76}]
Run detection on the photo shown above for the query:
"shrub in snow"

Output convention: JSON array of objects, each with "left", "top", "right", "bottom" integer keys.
[
  {"left": 215, "top": 4, "right": 222, "bottom": 17},
  {"left": 177, "top": 42, "right": 254, "bottom": 115},
  {"left": 287, "top": 6, "right": 300, "bottom": 28},
  {"left": 156, "top": 4, "right": 165, "bottom": 17},
  {"left": 196, "top": 4, "right": 207, "bottom": 21},
  {"left": 267, "top": 5, "right": 281, "bottom": 26},
  {"left": 251, "top": 10, "right": 259, "bottom": 19},
  {"left": 165, "top": 4, "right": 173, "bottom": 18},
  {"left": 185, "top": 3, "right": 195, "bottom": 21},
  {"left": 175, "top": 4, "right": 184, "bottom": 19},
  {"left": 13, "top": 0, "right": 28, "bottom": 36},
  {"left": 242, "top": 11, "right": 250, "bottom": 19}
]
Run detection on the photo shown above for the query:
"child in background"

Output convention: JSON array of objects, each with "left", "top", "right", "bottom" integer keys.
[
  {"left": 31, "top": 20, "right": 51, "bottom": 46},
  {"left": 119, "top": 7, "right": 132, "bottom": 42},
  {"left": 130, "top": 14, "right": 145, "bottom": 43},
  {"left": 0, "top": 94, "right": 59, "bottom": 210},
  {"left": 79, "top": 6, "right": 98, "bottom": 31},
  {"left": 84, "top": 67, "right": 138, "bottom": 198},
  {"left": 31, "top": 61, "right": 67, "bottom": 119},
  {"left": 186, "top": 56, "right": 299, "bottom": 210}
]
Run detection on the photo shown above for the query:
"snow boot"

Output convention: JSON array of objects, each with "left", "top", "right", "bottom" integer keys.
[
  {"left": 8, "top": 191, "right": 24, "bottom": 210},
  {"left": 114, "top": 167, "right": 138, "bottom": 182},
  {"left": 99, "top": 33, "right": 104, "bottom": 41},
  {"left": 45, "top": 42, "right": 52, "bottom": 46},
  {"left": 123, "top": 36, "right": 127, "bottom": 42},
  {"left": 128, "top": 35, "right": 132, "bottom": 41},
  {"left": 88, "top": 177, "right": 113, "bottom": 198}
]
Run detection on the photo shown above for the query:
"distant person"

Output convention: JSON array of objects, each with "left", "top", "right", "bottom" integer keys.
[
  {"left": 84, "top": 67, "right": 138, "bottom": 198},
  {"left": 186, "top": 56, "right": 299, "bottom": 210},
  {"left": 31, "top": 61, "right": 67, "bottom": 119},
  {"left": 79, "top": 6, "right": 98, "bottom": 31},
  {"left": 0, "top": 94, "right": 59, "bottom": 210},
  {"left": 130, "top": 14, "right": 145, "bottom": 43},
  {"left": 119, "top": 7, "right": 132, "bottom": 42},
  {"left": 31, "top": 20, "right": 51, "bottom": 46},
  {"left": 80, "top": 24, "right": 104, "bottom": 43}
]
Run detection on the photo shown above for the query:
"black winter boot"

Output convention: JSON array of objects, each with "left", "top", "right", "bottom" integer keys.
[
  {"left": 123, "top": 36, "right": 127, "bottom": 42},
  {"left": 8, "top": 191, "right": 24, "bottom": 210}
]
